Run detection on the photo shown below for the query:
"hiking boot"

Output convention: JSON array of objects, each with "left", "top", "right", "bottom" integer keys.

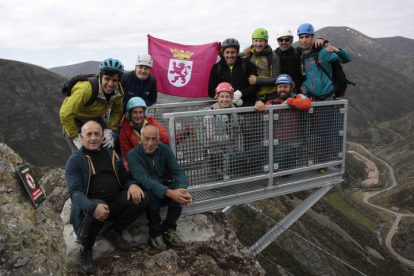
[
  {"left": 102, "top": 227, "right": 130, "bottom": 251},
  {"left": 150, "top": 235, "right": 167, "bottom": 251},
  {"left": 79, "top": 247, "right": 94, "bottom": 275},
  {"left": 163, "top": 230, "right": 186, "bottom": 249}
]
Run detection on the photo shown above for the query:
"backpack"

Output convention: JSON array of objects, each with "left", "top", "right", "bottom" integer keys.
[
  {"left": 303, "top": 50, "right": 355, "bottom": 99},
  {"left": 61, "top": 74, "right": 99, "bottom": 107}
]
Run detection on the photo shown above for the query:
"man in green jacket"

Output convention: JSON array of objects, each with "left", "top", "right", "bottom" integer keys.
[
  {"left": 60, "top": 58, "right": 125, "bottom": 152},
  {"left": 127, "top": 124, "right": 192, "bottom": 251}
]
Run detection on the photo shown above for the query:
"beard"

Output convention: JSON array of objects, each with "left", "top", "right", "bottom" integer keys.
[{"left": 278, "top": 92, "right": 289, "bottom": 101}]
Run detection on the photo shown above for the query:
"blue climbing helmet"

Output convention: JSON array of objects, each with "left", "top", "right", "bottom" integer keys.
[
  {"left": 275, "top": 74, "right": 294, "bottom": 87},
  {"left": 126, "top": 97, "right": 147, "bottom": 120},
  {"left": 297, "top": 23, "right": 315, "bottom": 35},
  {"left": 99, "top": 58, "right": 125, "bottom": 76}
]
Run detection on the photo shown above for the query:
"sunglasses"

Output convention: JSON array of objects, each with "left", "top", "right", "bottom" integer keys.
[{"left": 277, "top": 38, "right": 291, "bottom": 42}]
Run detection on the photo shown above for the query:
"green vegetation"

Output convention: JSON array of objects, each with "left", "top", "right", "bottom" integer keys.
[
  {"left": 377, "top": 122, "right": 391, "bottom": 129},
  {"left": 377, "top": 121, "right": 391, "bottom": 129},
  {"left": 326, "top": 191, "right": 377, "bottom": 230},
  {"left": 349, "top": 191, "right": 395, "bottom": 222}
]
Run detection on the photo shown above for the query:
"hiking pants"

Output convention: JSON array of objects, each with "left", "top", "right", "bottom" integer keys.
[
  {"left": 78, "top": 190, "right": 149, "bottom": 249},
  {"left": 144, "top": 182, "right": 182, "bottom": 238}
]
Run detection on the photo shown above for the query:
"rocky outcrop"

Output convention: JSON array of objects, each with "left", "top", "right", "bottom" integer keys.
[
  {"left": 62, "top": 204, "right": 265, "bottom": 275},
  {"left": 40, "top": 168, "right": 68, "bottom": 213},
  {"left": 0, "top": 143, "right": 66, "bottom": 275},
  {"left": 0, "top": 143, "right": 264, "bottom": 275}
]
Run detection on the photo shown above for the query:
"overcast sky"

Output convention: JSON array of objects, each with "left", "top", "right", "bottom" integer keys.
[{"left": 1, "top": 0, "right": 413, "bottom": 70}]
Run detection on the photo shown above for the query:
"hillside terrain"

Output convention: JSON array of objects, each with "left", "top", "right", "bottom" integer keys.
[
  {"left": 50, "top": 61, "right": 100, "bottom": 77},
  {"left": 315, "top": 27, "right": 414, "bottom": 145},
  {"left": 0, "top": 59, "right": 70, "bottom": 166}
]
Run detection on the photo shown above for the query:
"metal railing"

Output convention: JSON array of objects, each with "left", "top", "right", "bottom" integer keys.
[{"left": 145, "top": 100, "right": 347, "bottom": 216}]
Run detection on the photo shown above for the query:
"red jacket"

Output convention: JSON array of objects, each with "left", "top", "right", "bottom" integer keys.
[
  {"left": 120, "top": 114, "right": 170, "bottom": 160},
  {"left": 265, "top": 94, "right": 311, "bottom": 110},
  {"left": 266, "top": 94, "right": 311, "bottom": 140}
]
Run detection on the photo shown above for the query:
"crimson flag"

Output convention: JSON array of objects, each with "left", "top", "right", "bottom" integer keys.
[{"left": 148, "top": 35, "right": 220, "bottom": 98}]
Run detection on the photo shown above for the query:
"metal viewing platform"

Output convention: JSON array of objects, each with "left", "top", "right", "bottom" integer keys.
[{"left": 146, "top": 99, "right": 348, "bottom": 254}]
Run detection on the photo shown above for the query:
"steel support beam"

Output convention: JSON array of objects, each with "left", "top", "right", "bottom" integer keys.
[{"left": 249, "top": 184, "right": 335, "bottom": 255}]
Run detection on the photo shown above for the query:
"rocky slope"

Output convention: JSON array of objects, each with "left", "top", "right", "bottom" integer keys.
[
  {"left": 372, "top": 134, "right": 414, "bottom": 211},
  {"left": 0, "top": 143, "right": 66, "bottom": 276},
  {"left": 0, "top": 144, "right": 264, "bottom": 275},
  {"left": 0, "top": 59, "right": 70, "bottom": 166},
  {"left": 315, "top": 27, "right": 414, "bottom": 145},
  {"left": 230, "top": 190, "right": 412, "bottom": 276}
]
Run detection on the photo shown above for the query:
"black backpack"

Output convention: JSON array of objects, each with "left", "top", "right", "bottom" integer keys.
[
  {"left": 304, "top": 49, "right": 355, "bottom": 99},
  {"left": 61, "top": 74, "right": 99, "bottom": 107}
]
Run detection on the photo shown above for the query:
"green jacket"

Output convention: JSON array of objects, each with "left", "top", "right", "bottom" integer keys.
[
  {"left": 127, "top": 143, "right": 188, "bottom": 199},
  {"left": 59, "top": 80, "right": 124, "bottom": 138}
]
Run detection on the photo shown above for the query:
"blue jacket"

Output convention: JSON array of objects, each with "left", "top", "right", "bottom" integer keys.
[
  {"left": 65, "top": 147, "right": 136, "bottom": 235},
  {"left": 301, "top": 46, "right": 351, "bottom": 99},
  {"left": 127, "top": 143, "right": 188, "bottom": 199}
]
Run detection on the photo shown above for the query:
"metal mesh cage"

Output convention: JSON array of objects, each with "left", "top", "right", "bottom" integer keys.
[
  {"left": 174, "top": 111, "right": 269, "bottom": 187},
  {"left": 159, "top": 101, "right": 347, "bottom": 192},
  {"left": 272, "top": 105, "right": 345, "bottom": 173}
]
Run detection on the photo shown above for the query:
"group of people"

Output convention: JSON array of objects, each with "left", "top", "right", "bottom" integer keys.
[{"left": 59, "top": 23, "right": 351, "bottom": 275}]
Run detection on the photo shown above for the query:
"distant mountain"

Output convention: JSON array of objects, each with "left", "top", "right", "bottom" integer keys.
[
  {"left": 50, "top": 61, "right": 100, "bottom": 78},
  {"left": 375, "top": 36, "right": 414, "bottom": 58},
  {"left": 0, "top": 59, "right": 69, "bottom": 166},
  {"left": 314, "top": 27, "right": 414, "bottom": 145}
]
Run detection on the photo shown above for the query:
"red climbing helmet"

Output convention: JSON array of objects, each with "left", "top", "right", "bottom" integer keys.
[{"left": 215, "top": 82, "right": 235, "bottom": 98}]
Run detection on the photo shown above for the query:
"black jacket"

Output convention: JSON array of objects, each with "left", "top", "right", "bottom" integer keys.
[
  {"left": 208, "top": 57, "right": 260, "bottom": 106},
  {"left": 275, "top": 46, "right": 304, "bottom": 93}
]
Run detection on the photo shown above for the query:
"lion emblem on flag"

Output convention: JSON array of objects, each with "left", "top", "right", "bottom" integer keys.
[{"left": 168, "top": 59, "right": 193, "bottom": 87}]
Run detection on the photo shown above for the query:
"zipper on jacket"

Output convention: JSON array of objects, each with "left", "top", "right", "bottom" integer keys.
[
  {"left": 85, "top": 156, "right": 93, "bottom": 196},
  {"left": 112, "top": 150, "right": 124, "bottom": 189}
]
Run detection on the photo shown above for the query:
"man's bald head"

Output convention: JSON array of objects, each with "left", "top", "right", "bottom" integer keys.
[
  {"left": 81, "top": 121, "right": 103, "bottom": 135},
  {"left": 80, "top": 121, "right": 104, "bottom": 151},
  {"left": 141, "top": 125, "right": 159, "bottom": 154},
  {"left": 141, "top": 124, "right": 159, "bottom": 138}
]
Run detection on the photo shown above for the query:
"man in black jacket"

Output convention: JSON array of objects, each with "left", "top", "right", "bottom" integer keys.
[
  {"left": 274, "top": 28, "right": 325, "bottom": 94},
  {"left": 208, "top": 38, "right": 260, "bottom": 107},
  {"left": 65, "top": 121, "right": 149, "bottom": 275}
]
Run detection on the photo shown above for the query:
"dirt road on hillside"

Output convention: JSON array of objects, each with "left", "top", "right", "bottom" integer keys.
[{"left": 347, "top": 142, "right": 414, "bottom": 267}]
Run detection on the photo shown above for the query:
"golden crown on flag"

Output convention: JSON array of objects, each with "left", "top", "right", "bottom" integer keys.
[{"left": 170, "top": 49, "right": 194, "bottom": 60}]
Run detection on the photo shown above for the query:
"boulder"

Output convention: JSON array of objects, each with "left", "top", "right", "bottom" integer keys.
[
  {"left": 62, "top": 203, "right": 265, "bottom": 275},
  {"left": 0, "top": 143, "right": 66, "bottom": 276}
]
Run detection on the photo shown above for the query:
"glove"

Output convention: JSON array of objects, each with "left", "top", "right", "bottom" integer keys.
[
  {"left": 102, "top": 129, "right": 114, "bottom": 148},
  {"left": 233, "top": 90, "right": 242, "bottom": 101},
  {"left": 72, "top": 135, "right": 83, "bottom": 149},
  {"left": 233, "top": 98, "right": 243, "bottom": 107},
  {"left": 233, "top": 90, "right": 243, "bottom": 106}
]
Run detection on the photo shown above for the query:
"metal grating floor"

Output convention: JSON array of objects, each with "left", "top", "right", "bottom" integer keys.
[{"left": 190, "top": 166, "right": 341, "bottom": 203}]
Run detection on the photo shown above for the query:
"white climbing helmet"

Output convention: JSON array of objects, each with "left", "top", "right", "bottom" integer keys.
[
  {"left": 135, "top": 53, "right": 153, "bottom": 67},
  {"left": 277, "top": 28, "right": 294, "bottom": 39}
]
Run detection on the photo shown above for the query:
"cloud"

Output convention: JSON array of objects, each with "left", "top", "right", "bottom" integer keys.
[{"left": 0, "top": 0, "right": 413, "bottom": 68}]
